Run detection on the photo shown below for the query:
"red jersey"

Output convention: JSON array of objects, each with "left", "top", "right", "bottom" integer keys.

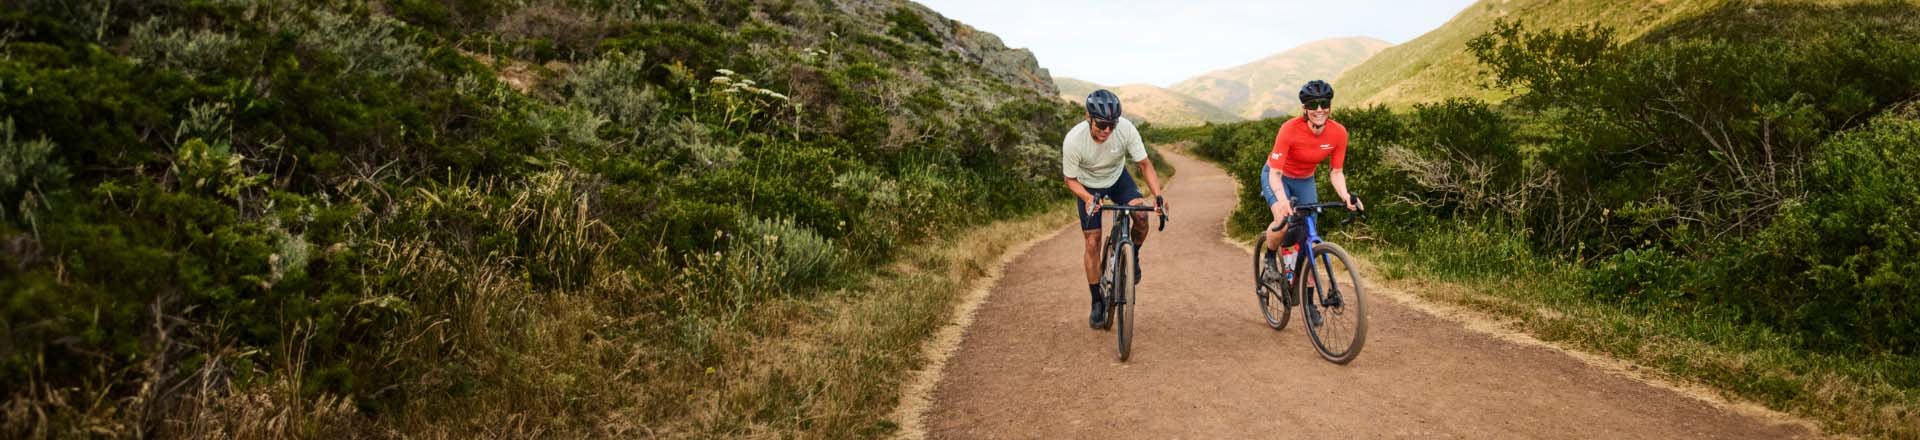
[{"left": 1265, "top": 117, "right": 1348, "bottom": 178}]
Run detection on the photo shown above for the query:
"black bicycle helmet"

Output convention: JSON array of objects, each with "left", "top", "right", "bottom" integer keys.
[
  {"left": 1085, "top": 89, "right": 1123, "bottom": 121},
  {"left": 1298, "top": 80, "right": 1334, "bottom": 103}
]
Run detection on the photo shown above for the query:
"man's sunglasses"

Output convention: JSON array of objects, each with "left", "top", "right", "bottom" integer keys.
[
  {"left": 1305, "top": 99, "right": 1332, "bottom": 110},
  {"left": 1091, "top": 119, "right": 1116, "bottom": 130}
]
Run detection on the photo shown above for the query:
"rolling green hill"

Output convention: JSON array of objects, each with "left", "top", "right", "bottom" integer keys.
[
  {"left": 1334, "top": 0, "right": 1732, "bottom": 107},
  {"left": 1171, "top": 37, "right": 1389, "bottom": 119}
]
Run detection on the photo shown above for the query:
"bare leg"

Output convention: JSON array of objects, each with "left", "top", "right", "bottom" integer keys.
[
  {"left": 1082, "top": 230, "right": 1102, "bottom": 284},
  {"left": 1265, "top": 201, "right": 1288, "bottom": 251},
  {"left": 1128, "top": 199, "right": 1151, "bottom": 247}
]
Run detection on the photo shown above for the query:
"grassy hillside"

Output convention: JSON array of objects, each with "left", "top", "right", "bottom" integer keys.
[
  {"left": 1, "top": 0, "right": 1085, "bottom": 437},
  {"left": 1051, "top": 76, "right": 1242, "bottom": 127},
  {"left": 1335, "top": 0, "right": 1727, "bottom": 107},
  {"left": 1163, "top": 1, "right": 1920, "bottom": 437},
  {"left": 1052, "top": 75, "right": 1103, "bottom": 100},
  {"left": 1171, "top": 37, "right": 1389, "bottom": 119},
  {"left": 1109, "top": 83, "right": 1243, "bottom": 127}
]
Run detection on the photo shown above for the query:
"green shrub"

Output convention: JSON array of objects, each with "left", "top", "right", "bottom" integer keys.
[
  {"left": 127, "top": 17, "right": 242, "bottom": 79},
  {"left": 1473, "top": 7, "right": 1920, "bottom": 255},
  {"left": 1714, "top": 104, "right": 1920, "bottom": 354},
  {"left": 565, "top": 52, "right": 660, "bottom": 137},
  {"left": 1585, "top": 246, "right": 1689, "bottom": 306},
  {"left": 296, "top": 10, "right": 428, "bottom": 80},
  {"left": 738, "top": 215, "right": 844, "bottom": 290},
  {"left": 0, "top": 117, "right": 68, "bottom": 209},
  {"left": 885, "top": 8, "right": 938, "bottom": 46}
]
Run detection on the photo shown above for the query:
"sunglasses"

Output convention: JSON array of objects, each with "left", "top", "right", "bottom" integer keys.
[
  {"left": 1091, "top": 119, "right": 1116, "bottom": 131},
  {"left": 1305, "top": 99, "right": 1332, "bottom": 110}
]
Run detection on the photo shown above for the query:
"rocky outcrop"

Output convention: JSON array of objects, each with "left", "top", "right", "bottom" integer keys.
[
  {"left": 942, "top": 19, "right": 1056, "bottom": 98},
  {"left": 830, "top": 0, "right": 1057, "bottom": 99}
]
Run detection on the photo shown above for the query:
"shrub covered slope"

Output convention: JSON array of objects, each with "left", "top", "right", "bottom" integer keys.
[{"left": 2, "top": 0, "right": 1085, "bottom": 436}]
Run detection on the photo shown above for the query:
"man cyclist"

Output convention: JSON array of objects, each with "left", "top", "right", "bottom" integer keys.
[
  {"left": 1063, "top": 89, "right": 1167, "bottom": 328},
  {"left": 1261, "top": 80, "right": 1364, "bottom": 292}
]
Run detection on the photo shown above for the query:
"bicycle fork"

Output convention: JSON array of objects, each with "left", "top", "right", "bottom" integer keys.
[
  {"left": 1104, "top": 217, "right": 1134, "bottom": 306},
  {"left": 1295, "top": 244, "right": 1346, "bottom": 311}
]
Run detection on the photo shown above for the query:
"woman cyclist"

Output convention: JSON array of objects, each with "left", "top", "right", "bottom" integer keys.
[{"left": 1261, "top": 80, "right": 1364, "bottom": 282}]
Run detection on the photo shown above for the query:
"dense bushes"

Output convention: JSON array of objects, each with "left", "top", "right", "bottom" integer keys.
[
  {"left": 1471, "top": 6, "right": 1920, "bottom": 256},
  {"left": 1711, "top": 104, "right": 1920, "bottom": 354},
  {"left": 1182, "top": 98, "right": 1521, "bottom": 241},
  {"left": 1469, "top": 3, "right": 1920, "bottom": 355},
  {"left": 3, "top": 0, "right": 1076, "bottom": 436}
]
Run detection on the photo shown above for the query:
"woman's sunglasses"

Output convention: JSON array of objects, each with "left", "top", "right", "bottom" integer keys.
[{"left": 1305, "top": 99, "right": 1332, "bottom": 110}]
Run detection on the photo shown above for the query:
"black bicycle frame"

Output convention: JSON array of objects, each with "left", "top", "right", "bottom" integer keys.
[{"left": 1100, "top": 203, "right": 1162, "bottom": 306}]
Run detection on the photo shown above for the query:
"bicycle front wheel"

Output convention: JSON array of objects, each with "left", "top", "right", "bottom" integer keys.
[
  {"left": 1114, "top": 241, "right": 1135, "bottom": 361},
  {"left": 1253, "top": 233, "right": 1290, "bottom": 330},
  {"left": 1304, "top": 242, "right": 1367, "bottom": 364}
]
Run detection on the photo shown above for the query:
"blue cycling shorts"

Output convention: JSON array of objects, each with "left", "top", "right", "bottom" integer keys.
[{"left": 1260, "top": 164, "right": 1318, "bottom": 208}]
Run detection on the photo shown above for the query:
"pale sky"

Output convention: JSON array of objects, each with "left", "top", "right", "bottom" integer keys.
[{"left": 916, "top": 0, "right": 1480, "bottom": 87}]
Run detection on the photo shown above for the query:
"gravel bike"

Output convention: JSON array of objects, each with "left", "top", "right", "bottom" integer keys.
[
  {"left": 1094, "top": 199, "right": 1167, "bottom": 361},
  {"left": 1253, "top": 196, "right": 1367, "bottom": 364}
]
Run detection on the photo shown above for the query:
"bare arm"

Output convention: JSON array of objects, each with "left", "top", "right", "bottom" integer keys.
[
  {"left": 1269, "top": 166, "right": 1293, "bottom": 215},
  {"left": 1064, "top": 176, "right": 1098, "bottom": 212},
  {"left": 1135, "top": 159, "right": 1165, "bottom": 200}
]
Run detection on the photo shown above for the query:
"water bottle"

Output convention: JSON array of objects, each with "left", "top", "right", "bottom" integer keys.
[{"left": 1280, "top": 250, "right": 1296, "bottom": 282}]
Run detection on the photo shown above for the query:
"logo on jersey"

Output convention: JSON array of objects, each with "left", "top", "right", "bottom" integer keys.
[
  {"left": 1270, "top": 152, "right": 1281, "bottom": 160},
  {"left": 1319, "top": 144, "right": 1333, "bottom": 150}
]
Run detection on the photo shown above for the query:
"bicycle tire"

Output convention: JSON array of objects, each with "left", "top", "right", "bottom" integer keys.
[
  {"left": 1253, "top": 234, "right": 1291, "bottom": 330},
  {"left": 1095, "top": 231, "right": 1115, "bottom": 331},
  {"left": 1114, "top": 241, "right": 1134, "bottom": 361},
  {"left": 1304, "top": 242, "right": 1367, "bottom": 364}
]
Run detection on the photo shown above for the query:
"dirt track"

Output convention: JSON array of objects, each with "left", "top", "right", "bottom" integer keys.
[{"left": 909, "top": 150, "right": 1813, "bottom": 439}]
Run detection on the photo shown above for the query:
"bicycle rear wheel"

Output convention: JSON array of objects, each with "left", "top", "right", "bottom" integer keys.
[
  {"left": 1304, "top": 242, "right": 1367, "bottom": 364},
  {"left": 1114, "top": 241, "right": 1135, "bottom": 361},
  {"left": 1253, "top": 234, "right": 1291, "bottom": 330}
]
